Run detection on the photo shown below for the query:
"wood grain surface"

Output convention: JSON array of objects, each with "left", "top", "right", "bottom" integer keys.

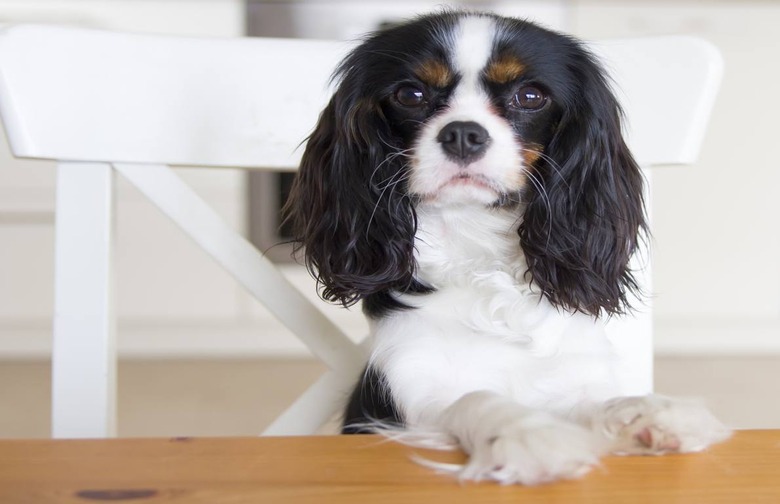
[{"left": 1, "top": 430, "right": 778, "bottom": 503}]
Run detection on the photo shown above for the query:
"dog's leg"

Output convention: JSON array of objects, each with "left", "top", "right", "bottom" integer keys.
[
  {"left": 590, "top": 394, "right": 732, "bottom": 455},
  {"left": 437, "top": 391, "right": 604, "bottom": 485}
]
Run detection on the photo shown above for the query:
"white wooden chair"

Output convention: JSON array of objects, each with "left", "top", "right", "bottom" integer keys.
[{"left": 0, "top": 25, "right": 722, "bottom": 438}]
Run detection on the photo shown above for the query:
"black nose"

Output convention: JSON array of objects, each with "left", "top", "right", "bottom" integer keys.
[{"left": 436, "top": 121, "right": 490, "bottom": 163}]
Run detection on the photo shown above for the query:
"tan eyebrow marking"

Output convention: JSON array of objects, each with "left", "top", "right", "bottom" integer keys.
[
  {"left": 486, "top": 54, "right": 526, "bottom": 84},
  {"left": 414, "top": 59, "right": 453, "bottom": 88}
]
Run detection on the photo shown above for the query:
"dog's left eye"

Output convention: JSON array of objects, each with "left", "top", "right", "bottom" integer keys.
[
  {"left": 512, "top": 86, "right": 548, "bottom": 110},
  {"left": 394, "top": 85, "right": 426, "bottom": 107}
]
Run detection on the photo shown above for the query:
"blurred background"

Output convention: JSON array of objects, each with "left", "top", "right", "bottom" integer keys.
[{"left": 1, "top": 0, "right": 778, "bottom": 438}]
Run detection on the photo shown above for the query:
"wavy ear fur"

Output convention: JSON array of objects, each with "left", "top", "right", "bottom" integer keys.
[
  {"left": 283, "top": 64, "right": 421, "bottom": 312},
  {"left": 519, "top": 47, "right": 647, "bottom": 317}
]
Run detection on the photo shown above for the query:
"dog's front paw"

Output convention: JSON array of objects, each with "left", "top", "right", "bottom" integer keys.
[
  {"left": 458, "top": 412, "right": 602, "bottom": 486},
  {"left": 596, "top": 395, "right": 732, "bottom": 455}
]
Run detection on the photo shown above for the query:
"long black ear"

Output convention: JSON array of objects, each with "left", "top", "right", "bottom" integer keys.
[
  {"left": 283, "top": 71, "right": 419, "bottom": 311},
  {"left": 519, "top": 47, "right": 648, "bottom": 317}
]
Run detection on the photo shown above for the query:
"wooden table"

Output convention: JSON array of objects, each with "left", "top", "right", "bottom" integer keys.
[{"left": 1, "top": 430, "right": 778, "bottom": 503}]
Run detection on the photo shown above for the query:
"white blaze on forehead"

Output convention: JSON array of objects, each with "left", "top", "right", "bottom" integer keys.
[
  {"left": 452, "top": 15, "right": 495, "bottom": 96},
  {"left": 408, "top": 14, "right": 523, "bottom": 203}
]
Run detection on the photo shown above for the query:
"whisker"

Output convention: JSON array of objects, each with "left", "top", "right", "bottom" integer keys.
[
  {"left": 376, "top": 170, "right": 412, "bottom": 191},
  {"left": 381, "top": 163, "right": 411, "bottom": 191},
  {"left": 367, "top": 162, "right": 411, "bottom": 233},
  {"left": 526, "top": 149, "right": 570, "bottom": 189},
  {"left": 523, "top": 168, "right": 555, "bottom": 251},
  {"left": 524, "top": 170, "right": 550, "bottom": 213},
  {"left": 369, "top": 148, "right": 413, "bottom": 186}
]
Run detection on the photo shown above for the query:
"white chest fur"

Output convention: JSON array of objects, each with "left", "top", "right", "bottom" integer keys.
[{"left": 368, "top": 204, "right": 621, "bottom": 427}]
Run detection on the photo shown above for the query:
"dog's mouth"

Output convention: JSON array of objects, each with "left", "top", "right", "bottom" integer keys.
[
  {"left": 440, "top": 172, "right": 501, "bottom": 193},
  {"left": 413, "top": 172, "right": 513, "bottom": 206}
]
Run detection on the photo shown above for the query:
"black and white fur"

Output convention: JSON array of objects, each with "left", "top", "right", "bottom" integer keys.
[{"left": 285, "top": 11, "right": 730, "bottom": 485}]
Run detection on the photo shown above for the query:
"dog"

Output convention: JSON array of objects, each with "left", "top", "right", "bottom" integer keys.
[{"left": 284, "top": 10, "right": 730, "bottom": 485}]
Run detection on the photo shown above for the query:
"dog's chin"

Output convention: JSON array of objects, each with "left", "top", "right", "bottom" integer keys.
[{"left": 415, "top": 175, "right": 520, "bottom": 208}]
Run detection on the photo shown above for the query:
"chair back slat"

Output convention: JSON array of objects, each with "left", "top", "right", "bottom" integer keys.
[
  {"left": 593, "top": 36, "right": 723, "bottom": 166},
  {"left": 0, "top": 25, "right": 348, "bottom": 169},
  {"left": 0, "top": 26, "right": 721, "bottom": 169}
]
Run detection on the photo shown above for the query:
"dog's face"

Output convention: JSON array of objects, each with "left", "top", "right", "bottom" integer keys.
[
  {"left": 377, "top": 15, "right": 562, "bottom": 208},
  {"left": 286, "top": 12, "right": 646, "bottom": 317}
]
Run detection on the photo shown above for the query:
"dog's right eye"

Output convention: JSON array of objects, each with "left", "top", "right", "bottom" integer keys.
[{"left": 394, "top": 86, "right": 426, "bottom": 107}]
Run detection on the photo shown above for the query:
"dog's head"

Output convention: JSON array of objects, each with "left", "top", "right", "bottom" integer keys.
[{"left": 285, "top": 11, "right": 646, "bottom": 317}]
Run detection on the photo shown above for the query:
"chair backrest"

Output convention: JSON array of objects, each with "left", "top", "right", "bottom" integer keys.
[
  {"left": 0, "top": 24, "right": 348, "bottom": 169},
  {"left": 591, "top": 36, "right": 723, "bottom": 166},
  {"left": 0, "top": 25, "right": 722, "bottom": 170}
]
